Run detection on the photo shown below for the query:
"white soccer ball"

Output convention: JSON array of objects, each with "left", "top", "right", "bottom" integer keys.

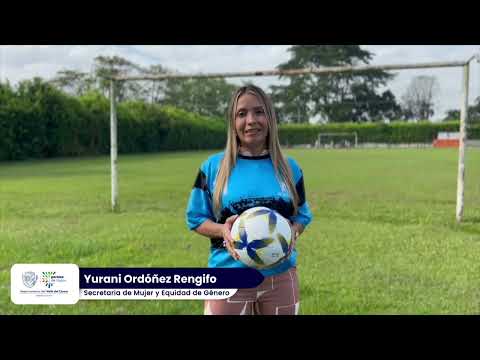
[{"left": 230, "top": 206, "right": 293, "bottom": 269}]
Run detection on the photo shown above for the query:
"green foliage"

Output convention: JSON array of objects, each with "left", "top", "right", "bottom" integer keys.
[
  {"left": 444, "top": 97, "right": 480, "bottom": 124},
  {"left": 50, "top": 70, "right": 95, "bottom": 97},
  {"left": 0, "top": 97, "right": 37, "bottom": 160},
  {"left": 0, "top": 79, "right": 227, "bottom": 161},
  {"left": 77, "top": 90, "right": 111, "bottom": 154},
  {"left": 270, "top": 45, "right": 400, "bottom": 123},
  {"left": 2, "top": 77, "right": 478, "bottom": 162},
  {"left": 279, "top": 121, "right": 480, "bottom": 146},
  {"left": 162, "top": 78, "right": 237, "bottom": 118},
  {"left": 1, "top": 78, "right": 66, "bottom": 159},
  {"left": 158, "top": 106, "right": 226, "bottom": 150},
  {"left": 93, "top": 55, "right": 146, "bottom": 102}
]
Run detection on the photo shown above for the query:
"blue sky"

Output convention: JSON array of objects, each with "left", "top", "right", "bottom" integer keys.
[{"left": 1, "top": 45, "right": 479, "bottom": 120}]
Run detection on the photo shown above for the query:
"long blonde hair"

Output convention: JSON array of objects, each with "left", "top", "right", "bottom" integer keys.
[{"left": 212, "top": 85, "right": 299, "bottom": 217}]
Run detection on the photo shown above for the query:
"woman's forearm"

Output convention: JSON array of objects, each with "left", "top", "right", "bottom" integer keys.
[{"left": 194, "top": 219, "right": 224, "bottom": 239}]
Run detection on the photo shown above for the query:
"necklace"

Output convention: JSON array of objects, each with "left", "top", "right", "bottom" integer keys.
[{"left": 238, "top": 147, "right": 269, "bottom": 156}]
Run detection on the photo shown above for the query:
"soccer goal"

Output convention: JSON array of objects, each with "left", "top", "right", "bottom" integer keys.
[
  {"left": 105, "top": 55, "right": 479, "bottom": 222},
  {"left": 316, "top": 132, "right": 358, "bottom": 149}
]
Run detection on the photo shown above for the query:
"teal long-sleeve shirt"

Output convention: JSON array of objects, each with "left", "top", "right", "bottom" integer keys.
[{"left": 186, "top": 152, "right": 313, "bottom": 277}]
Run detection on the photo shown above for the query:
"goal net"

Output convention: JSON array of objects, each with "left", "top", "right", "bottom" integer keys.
[{"left": 316, "top": 132, "right": 358, "bottom": 149}]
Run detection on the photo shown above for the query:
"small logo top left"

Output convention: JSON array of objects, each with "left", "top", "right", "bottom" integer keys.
[{"left": 22, "top": 271, "right": 38, "bottom": 288}]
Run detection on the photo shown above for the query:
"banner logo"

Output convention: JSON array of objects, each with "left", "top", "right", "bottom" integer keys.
[
  {"left": 11, "top": 264, "right": 79, "bottom": 305},
  {"left": 41, "top": 271, "right": 55, "bottom": 288},
  {"left": 22, "top": 272, "right": 38, "bottom": 288}
]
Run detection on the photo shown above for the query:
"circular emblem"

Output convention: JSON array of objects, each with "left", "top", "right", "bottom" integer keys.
[{"left": 22, "top": 271, "right": 38, "bottom": 288}]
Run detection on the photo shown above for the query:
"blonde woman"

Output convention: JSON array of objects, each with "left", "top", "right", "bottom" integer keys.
[{"left": 186, "top": 85, "right": 312, "bottom": 315}]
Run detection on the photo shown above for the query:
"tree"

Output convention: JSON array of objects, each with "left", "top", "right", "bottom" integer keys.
[
  {"left": 16, "top": 77, "right": 59, "bottom": 104},
  {"left": 0, "top": 80, "right": 15, "bottom": 102},
  {"left": 443, "top": 109, "right": 460, "bottom": 121},
  {"left": 270, "top": 77, "right": 310, "bottom": 123},
  {"left": 467, "top": 97, "right": 480, "bottom": 123},
  {"left": 444, "top": 97, "right": 480, "bottom": 123},
  {"left": 15, "top": 77, "right": 73, "bottom": 157},
  {"left": 270, "top": 45, "right": 400, "bottom": 123},
  {"left": 144, "top": 64, "right": 171, "bottom": 104},
  {"left": 50, "top": 58, "right": 170, "bottom": 103},
  {"left": 93, "top": 55, "right": 147, "bottom": 102},
  {"left": 347, "top": 84, "right": 403, "bottom": 122},
  {"left": 162, "top": 77, "right": 237, "bottom": 118},
  {"left": 401, "top": 75, "right": 439, "bottom": 121},
  {"left": 51, "top": 69, "right": 95, "bottom": 96}
]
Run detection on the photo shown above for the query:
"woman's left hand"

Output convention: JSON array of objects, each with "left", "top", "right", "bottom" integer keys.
[{"left": 288, "top": 221, "right": 301, "bottom": 255}]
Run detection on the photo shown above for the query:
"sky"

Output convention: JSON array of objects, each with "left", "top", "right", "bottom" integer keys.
[{"left": 1, "top": 45, "right": 479, "bottom": 121}]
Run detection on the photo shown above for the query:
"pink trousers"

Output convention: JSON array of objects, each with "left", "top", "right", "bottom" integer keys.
[{"left": 204, "top": 267, "right": 299, "bottom": 315}]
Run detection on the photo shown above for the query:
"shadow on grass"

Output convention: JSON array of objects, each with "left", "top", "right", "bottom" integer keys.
[
  {"left": 461, "top": 216, "right": 480, "bottom": 225},
  {"left": 452, "top": 217, "right": 480, "bottom": 238}
]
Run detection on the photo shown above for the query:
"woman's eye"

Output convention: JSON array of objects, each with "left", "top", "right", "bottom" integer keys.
[{"left": 256, "top": 109, "right": 265, "bottom": 115}]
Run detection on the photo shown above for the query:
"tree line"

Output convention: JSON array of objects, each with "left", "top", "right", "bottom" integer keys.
[{"left": 1, "top": 75, "right": 478, "bottom": 161}]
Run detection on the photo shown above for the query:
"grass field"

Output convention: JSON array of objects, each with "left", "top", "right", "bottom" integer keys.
[{"left": 1, "top": 148, "right": 480, "bottom": 314}]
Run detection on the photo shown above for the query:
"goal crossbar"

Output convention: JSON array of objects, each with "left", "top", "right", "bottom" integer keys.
[{"left": 109, "top": 60, "right": 472, "bottom": 82}]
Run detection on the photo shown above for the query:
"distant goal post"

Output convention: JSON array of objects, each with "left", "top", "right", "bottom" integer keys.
[{"left": 316, "top": 132, "right": 358, "bottom": 149}]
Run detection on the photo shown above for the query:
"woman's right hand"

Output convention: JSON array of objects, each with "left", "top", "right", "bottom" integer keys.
[{"left": 222, "top": 215, "right": 240, "bottom": 260}]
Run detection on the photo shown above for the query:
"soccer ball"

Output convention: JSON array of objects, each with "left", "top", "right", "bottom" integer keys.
[{"left": 230, "top": 206, "right": 293, "bottom": 269}]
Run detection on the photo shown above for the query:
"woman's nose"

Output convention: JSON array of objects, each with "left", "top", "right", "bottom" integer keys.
[{"left": 246, "top": 111, "right": 256, "bottom": 123}]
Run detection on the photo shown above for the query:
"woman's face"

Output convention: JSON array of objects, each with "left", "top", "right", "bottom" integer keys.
[{"left": 234, "top": 93, "right": 269, "bottom": 150}]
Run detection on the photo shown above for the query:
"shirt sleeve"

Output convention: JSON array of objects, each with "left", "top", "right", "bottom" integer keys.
[
  {"left": 288, "top": 158, "right": 313, "bottom": 227},
  {"left": 185, "top": 163, "right": 215, "bottom": 231}
]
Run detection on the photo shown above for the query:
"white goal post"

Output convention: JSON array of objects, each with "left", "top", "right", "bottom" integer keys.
[
  {"left": 106, "top": 55, "right": 480, "bottom": 222},
  {"left": 317, "top": 132, "right": 358, "bottom": 148}
]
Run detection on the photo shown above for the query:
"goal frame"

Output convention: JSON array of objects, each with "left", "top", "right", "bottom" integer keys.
[
  {"left": 317, "top": 132, "right": 358, "bottom": 149},
  {"left": 105, "top": 55, "right": 480, "bottom": 222}
]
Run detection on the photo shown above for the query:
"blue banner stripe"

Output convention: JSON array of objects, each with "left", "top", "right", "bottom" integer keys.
[{"left": 79, "top": 268, "right": 264, "bottom": 289}]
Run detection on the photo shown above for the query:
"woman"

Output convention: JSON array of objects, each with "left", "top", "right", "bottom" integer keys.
[{"left": 186, "top": 84, "right": 312, "bottom": 315}]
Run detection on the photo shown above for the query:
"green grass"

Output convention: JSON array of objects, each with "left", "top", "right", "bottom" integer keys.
[{"left": 1, "top": 148, "right": 480, "bottom": 314}]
